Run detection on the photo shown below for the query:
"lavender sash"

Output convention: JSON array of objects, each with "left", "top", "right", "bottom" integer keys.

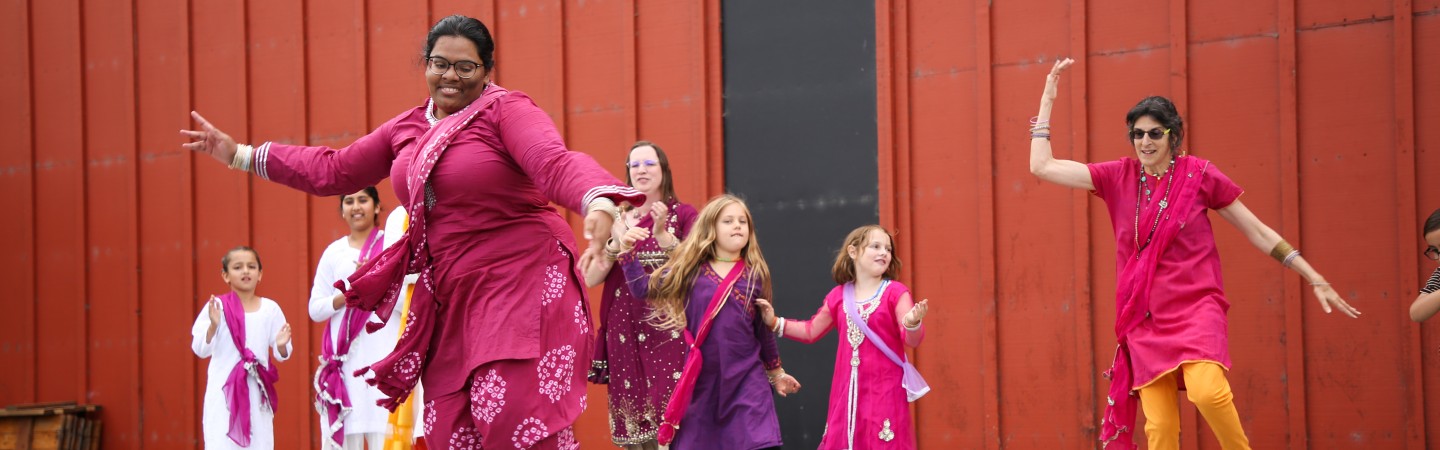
[
  {"left": 217, "top": 291, "right": 279, "bottom": 447},
  {"left": 314, "top": 227, "right": 384, "bottom": 448},
  {"left": 842, "top": 281, "right": 930, "bottom": 402},
  {"left": 1099, "top": 156, "right": 1211, "bottom": 449},
  {"left": 336, "top": 85, "right": 510, "bottom": 411}
]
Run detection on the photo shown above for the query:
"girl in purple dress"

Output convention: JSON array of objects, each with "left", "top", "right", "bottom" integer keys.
[
  {"left": 579, "top": 141, "right": 697, "bottom": 448},
  {"left": 755, "top": 225, "right": 931, "bottom": 449},
  {"left": 617, "top": 194, "right": 801, "bottom": 450}
]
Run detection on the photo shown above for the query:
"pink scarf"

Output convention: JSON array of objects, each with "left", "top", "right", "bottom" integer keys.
[
  {"left": 1100, "top": 156, "right": 1212, "bottom": 449},
  {"left": 656, "top": 260, "right": 746, "bottom": 446},
  {"left": 217, "top": 291, "right": 279, "bottom": 447},
  {"left": 314, "top": 227, "right": 384, "bottom": 448},
  {"left": 335, "top": 84, "right": 510, "bottom": 410}
]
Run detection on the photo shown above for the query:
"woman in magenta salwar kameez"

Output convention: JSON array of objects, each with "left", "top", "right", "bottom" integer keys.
[
  {"left": 756, "top": 225, "right": 931, "bottom": 449},
  {"left": 1028, "top": 58, "right": 1360, "bottom": 450},
  {"left": 182, "top": 15, "right": 641, "bottom": 449}
]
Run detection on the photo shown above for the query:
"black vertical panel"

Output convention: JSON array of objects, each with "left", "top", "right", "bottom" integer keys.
[{"left": 723, "top": 0, "right": 877, "bottom": 447}]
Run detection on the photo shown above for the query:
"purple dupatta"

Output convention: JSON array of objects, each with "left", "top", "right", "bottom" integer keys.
[{"left": 842, "top": 280, "right": 930, "bottom": 402}]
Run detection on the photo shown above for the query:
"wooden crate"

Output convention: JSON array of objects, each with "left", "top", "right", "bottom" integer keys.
[{"left": 0, "top": 403, "right": 101, "bottom": 450}]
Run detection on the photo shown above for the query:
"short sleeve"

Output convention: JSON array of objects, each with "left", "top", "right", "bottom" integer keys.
[
  {"left": 1087, "top": 159, "right": 1129, "bottom": 200},
  {"left": 1202, "top": 163, "right": 1245, "bottom": 210}
]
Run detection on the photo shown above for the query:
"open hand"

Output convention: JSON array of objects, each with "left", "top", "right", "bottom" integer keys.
[
  {"left": 1042, "top": 58, "right": 1075, "bottom": 101},
  {"left": 902, "top": 299, "right": 929, "bottom": 328},
  {"left": 620, "top": 227, "right": 651, "bottom": 253},
  {"left": 180, "top": 111, "right": 238, "bottom": 165},
  {"left": 275, "top": 323, "right": 292, "bottom": 348},
  {"left": 753, "top": 298, "right": 777, "bottom": 329},
  {"left": 1312, "top": 283, "right": 1360, "bottom": 318},
  {"left": 207, "top": 296, "right": 222, "bottom": 325}
]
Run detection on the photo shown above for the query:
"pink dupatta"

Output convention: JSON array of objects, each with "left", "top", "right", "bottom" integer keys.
[
  {"left": 1099, "top": 156, "right": 1212, "bottom": 449},
  {"left": 217, "top": 291, "right": 280, "bottom": 447},
  {"left": 656, "top": 260, "right": 747, "bottom": 446},
  {"left": 335, "top": 84, "right": 510, "bottom": 410},
  {"left": 314, "top": 227, "right": 384, "bottom": 448}
]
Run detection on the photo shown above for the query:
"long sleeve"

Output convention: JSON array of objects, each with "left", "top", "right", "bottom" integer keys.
[
  {"left": 190, "top": 305, "right": 217, "bottom": 358},
  {"left": 269, "top": 302, "right": 294, "bottom": 362},
  {"left": 255, "top": 107, "right": 422, "bottom": 196},
  {"left": 894, "top": 292, "right": 925, "bottom": 347},
  {"left": 619, "top": 258, "right": 653, "bottom": 300},
  {"left": 308, "top": 242, "right": 344, "bottom": 323},
  {"left": 781, "top": 302, "right": 837, "bottom": 344},
  {"left": 493, "top": 93, "right": 644, "bottom": 211}
]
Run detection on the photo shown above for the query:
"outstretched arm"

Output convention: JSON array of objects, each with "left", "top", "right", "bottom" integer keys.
[
  {"left": 754, "top": 298, "right": 836, "bottom": 344},
  {"left": 1028, "top": 58, "right": 1094, "bottom": 190},
  {"left": 1216, "top": 199, "right": 1360, "bottom": 318}
]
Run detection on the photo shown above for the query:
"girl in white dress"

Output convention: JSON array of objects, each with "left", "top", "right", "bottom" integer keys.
[{"left": 191, "top": 246, "right": 293, "bottom": 449}]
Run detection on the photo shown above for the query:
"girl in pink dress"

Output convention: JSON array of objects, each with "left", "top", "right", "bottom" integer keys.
[{"left": 755, "top": 225, "right": 931, "bottom": 449}]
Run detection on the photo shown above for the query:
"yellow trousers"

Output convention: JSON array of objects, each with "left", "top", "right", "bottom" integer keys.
[{"left": 1137, "top": 362, "right": 1251, "bottom": 450}]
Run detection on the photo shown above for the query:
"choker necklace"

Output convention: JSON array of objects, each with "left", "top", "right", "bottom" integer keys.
[{"left": 714, "top": 256, "right": 739, "bottom": 263}]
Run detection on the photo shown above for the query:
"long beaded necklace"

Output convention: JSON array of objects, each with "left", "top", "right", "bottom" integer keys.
[{"left": 1133, "top": 158, "right": 1175, "bottom": 258}]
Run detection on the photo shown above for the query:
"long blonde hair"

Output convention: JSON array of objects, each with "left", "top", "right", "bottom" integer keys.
[{"left": 646, "top": 194, "right": 772, "bottom": 330}]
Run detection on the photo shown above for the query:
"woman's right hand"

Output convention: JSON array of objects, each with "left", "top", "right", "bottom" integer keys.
[
  {"left": 1042, "top": 58, "right": 1075, "bottom": 102},
  {"left": 619, "top": 227, "right": 650, "bottom": 253},
  {"left": 753, "top": 298, "right": 777, "bottom": 329},
  {"left": 181, "top": 111, "right": 239, "bottom": 165}
]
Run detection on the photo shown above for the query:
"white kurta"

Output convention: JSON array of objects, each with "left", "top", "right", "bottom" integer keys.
[
  {"left": 190, "top": 297, "right": 293, "bottom": 450},
  {"left": 309, "top": 236, "right": 402, "bottom": 437}
]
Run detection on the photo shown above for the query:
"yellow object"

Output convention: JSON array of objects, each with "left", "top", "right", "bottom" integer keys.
[
  {"left": 384, "top": 213, "right": 419, "bottom": 450},
  {"left": 1137, "top": 361, "right": 1251, "bottom": 450}
]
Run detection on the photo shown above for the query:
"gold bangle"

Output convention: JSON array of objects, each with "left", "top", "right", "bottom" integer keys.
[{"left": 1269, "top": 240, "right": 1295, "bottom": 263}]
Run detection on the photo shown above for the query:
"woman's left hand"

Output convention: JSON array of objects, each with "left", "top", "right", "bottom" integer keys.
[
  {"left": 1312, "top": 283, "right": 1360, "bottom": 318},
  {"left": 773, "top": 373, "right": 801, "bottom": 397}
]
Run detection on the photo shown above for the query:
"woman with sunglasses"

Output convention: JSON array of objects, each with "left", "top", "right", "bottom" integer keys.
[
  {"left": 182, "top": 14, "right": 643, "bottom": 448},
  {"left": 1409, "top": 209, "right": 1440, "bottom": 321},
  {"left": 578, "top": 141, "right": 698, "bottom": 449},
  {"left": 1027, "top": 58, "right": 1360, "bottom": 450}
]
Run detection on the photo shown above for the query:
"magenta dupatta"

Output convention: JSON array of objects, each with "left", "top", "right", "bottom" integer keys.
[
  {"left": 1099, "top": 156, "right": 1212, "bottom": 449},
  {"left": 217, "top": 291, "right": 280, "bottom": 447},
  {"left": 656, "top": 260, "right": 747, "bottom": 446},
  {"left": 314, "top": 227, "right": 384, "bottom": 448},
  {"left": 335, "top": 84, "right": 510, "bottom": 410}
]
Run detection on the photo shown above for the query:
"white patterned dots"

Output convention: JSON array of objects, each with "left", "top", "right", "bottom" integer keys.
[
  {"left": 450, "top": 426, "right": 480, "bottom": 449},
  {"left": 541, "top": 264, "right": 565, "bottom": 307},
  {"left": 512, "top": 417, "right": 548, "bottom": 448},
  {"left": 470, "top": 369, "right": 508, "bottom": 424},
  {"left": 537, "top": 345, "right": 577, "bottom": 403}
]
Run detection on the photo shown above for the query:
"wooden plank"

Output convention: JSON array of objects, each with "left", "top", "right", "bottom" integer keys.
[
  {"left": 80, "top": 0, "right": 141, "bottom": 446},
  {"left": 1393, "top": 0, "right": 1425, "bottom": 446},
  {"left": 135, "top": 0, "right": 198, "bottom": 446},
  {"left": 1278, "top": 0, "right": 1308, "bottom": 446},
  {"left": 30, "top": 0, "right": 88, "bottom": 405},
  {"left": 0, "top": 0, "right": 37, "bottom": 408}
]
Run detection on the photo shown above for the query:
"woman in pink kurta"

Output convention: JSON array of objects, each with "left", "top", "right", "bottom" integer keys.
[
  {"left": 756, "top": 225, "right": 930, "bottom": 449},
  {"left": 1027, "top": 59, "right": 1359, "bottom": 450},
  {"left": 182, "top": 15, "right": 641, "bottom": 449}
]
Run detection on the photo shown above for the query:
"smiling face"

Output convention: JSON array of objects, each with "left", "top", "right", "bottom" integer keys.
[
  {"left": 627, "top": 145, "right": 663, "bottom": 197},
  {"left": 426, "top": 35, "right": 488, "bottom": 119},
  {"left": 1130, "top": 115, "right": 1174, "bottom": 171},
  {"left": 221, "top": 249, "right": 263, "bottom": 293},
  {"left": 340, "top": 189, "right": 379, "bottom": 233},
  {"left": 713, "top": 203, "right": 751, "bottom": 256},
  {"left": 848, "top": 229, "right": 894, "bottom": 279}
]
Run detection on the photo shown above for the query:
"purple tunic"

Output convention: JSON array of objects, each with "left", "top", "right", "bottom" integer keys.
[
  {"left": 621, "top": 259, "right": 783, "bottom": 450},
  {"left": 590, "top": 199, "right": 698, "bottom": 444}
]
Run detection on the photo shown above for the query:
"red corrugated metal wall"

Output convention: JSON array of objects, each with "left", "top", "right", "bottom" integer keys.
[
  {"left": 879, "top": 0, "right": 1440, "bottom": 448},
  {"left": 2, "top": 0, "right": 1434, "bottom": 448}
]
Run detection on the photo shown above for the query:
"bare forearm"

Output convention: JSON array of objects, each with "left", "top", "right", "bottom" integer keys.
[{"left": 1412, "top": 291, "right": 1440, "bottom": 322}]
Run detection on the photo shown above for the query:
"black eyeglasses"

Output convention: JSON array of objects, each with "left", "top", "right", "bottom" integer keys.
[
  {"left": 626, "top": 159, "right": 658, "bottom": 168},
  {"left": 1425, "top": 246, "right": 1439, "bottom": 261},
  {"left": 426, "top": 56, "right": 481, "bottom": 79},
  {"left": 1129, "top": 128, "right": 1171, "bottom": 141}
]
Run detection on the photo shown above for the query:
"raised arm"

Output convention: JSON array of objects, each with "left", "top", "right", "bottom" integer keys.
[
  {"left": 1028, "top": 58, "right": 1094, "bottom": 190},
  {"left": 183, "top": 109, "right": 414, "bottom": 196},
  {"left": 1216, "top": 199, "right": 1360, "bottom": 318},
  {"left": 189, "top": 299, "right": 220, "bottom": 358}
]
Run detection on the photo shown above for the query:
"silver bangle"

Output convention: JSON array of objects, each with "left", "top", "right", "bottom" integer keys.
[
  {"left": 903, "top": 320, "right": 922, "bottom": 332},
  {"left": 1282, "top": 249, "right": 1301, "bottom": 268},
  {"left": 586, "top": 197, "right": 621, "bottom": 223}
]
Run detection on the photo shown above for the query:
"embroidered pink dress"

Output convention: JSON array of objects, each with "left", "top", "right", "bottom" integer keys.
[
  {"left": 1087, "top": 156, "right": 1243, "bottom": 448},
  {"left": 252, "top": 88, "right": 641, "bottom": 449},
  {"left": 588, "top": 198, "right": 697, "bottom": 444},
  {"left": 782, "top": 281, "right": 924, "bottom": 449}
]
